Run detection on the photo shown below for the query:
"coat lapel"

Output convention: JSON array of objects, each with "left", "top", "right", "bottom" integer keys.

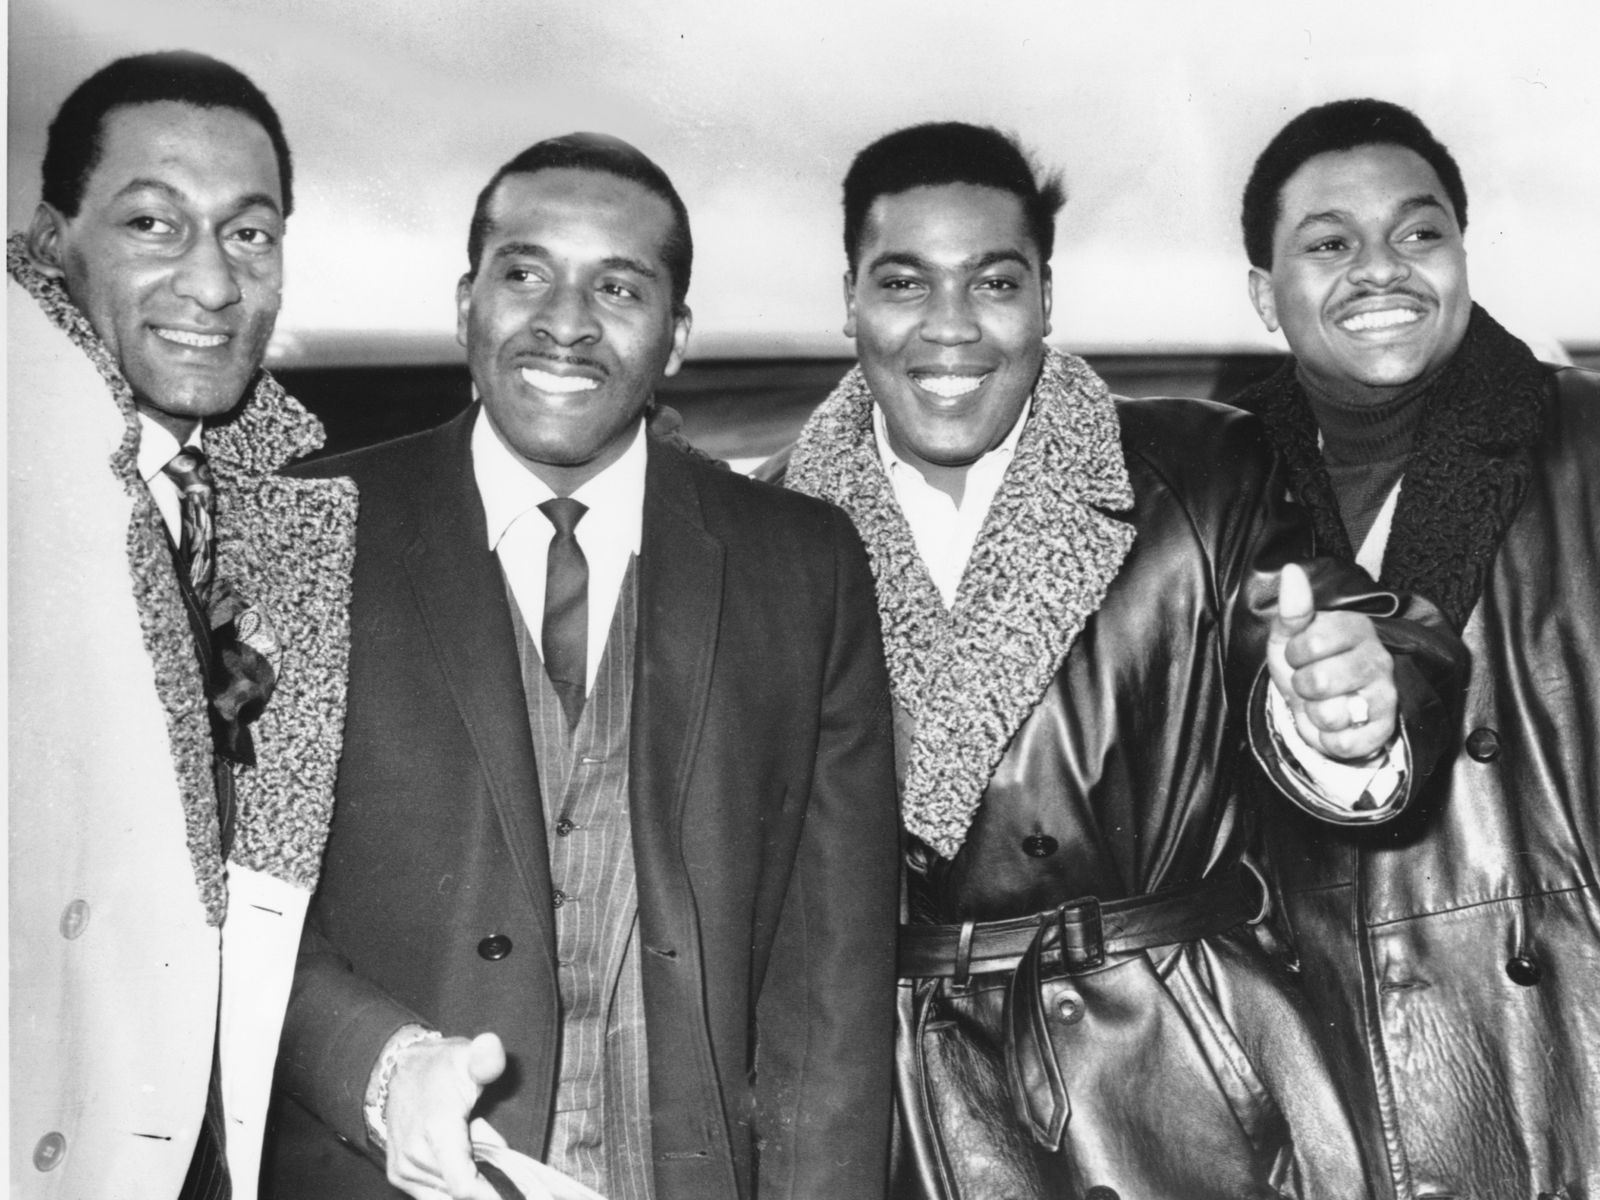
[
  {"left": 631, "top": 442, "right": 724, "bottom": 841},
  {"left": 402, "top": 411, "right": 557, "bottom": 959}
]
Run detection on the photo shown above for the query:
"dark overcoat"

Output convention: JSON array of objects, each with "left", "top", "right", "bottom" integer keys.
[{"left": 265, "top": 407, "right": 900, "bottom": 1200}]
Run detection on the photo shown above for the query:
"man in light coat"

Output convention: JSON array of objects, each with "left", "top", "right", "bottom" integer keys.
[
  {"left": 8, "top": 51, "right": 356, "bottom": 1199},
  {"left": 1235, "top": 97, "right": 1600, "bottom": 1200}
]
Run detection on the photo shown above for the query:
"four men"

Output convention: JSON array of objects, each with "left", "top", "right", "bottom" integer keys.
[
  {"left": 264, "top": 134, "right": 900, "bottom": 1200},
  {"left": 9, "top": 49, "right": 1593, "bottom": 1200},
  {"left": 8, "top": 52, "right": 357, "bottom": 1199},
  {"left": 1237, "top": 98, "right": 1600, "bottom": 1200}
]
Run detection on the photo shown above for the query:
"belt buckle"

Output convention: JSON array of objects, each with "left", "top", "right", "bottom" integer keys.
[{"left": 1055, "top": 895, "right": 1105, "bottom": 971}]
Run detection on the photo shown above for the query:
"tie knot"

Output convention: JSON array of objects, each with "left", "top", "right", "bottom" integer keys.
[
  {"left": 539, "top": 496, "right": 588, "bottom": 537},
  {"left": 163, "top": 446, "right": 215, "bottom": 496}
]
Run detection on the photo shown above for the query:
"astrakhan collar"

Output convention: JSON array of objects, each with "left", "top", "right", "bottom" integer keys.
[{"left": 789, "top": 348, "right": 1136, "bottom": 858}]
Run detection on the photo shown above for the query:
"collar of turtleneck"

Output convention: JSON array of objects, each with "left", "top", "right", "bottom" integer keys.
[{"left": 1298, "top": 364, "right": 1434, "bottom": 467}]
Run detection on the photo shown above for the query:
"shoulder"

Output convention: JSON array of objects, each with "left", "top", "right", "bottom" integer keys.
[
  {"left": 1115, "top": 395, "right": 1277, "bottom": 499},
  {"left": 657, "top": 437, "right": 857, "bottom": 541},
  {"left": 1539, "top": 364, "right": 1600, "bottom": 467}
]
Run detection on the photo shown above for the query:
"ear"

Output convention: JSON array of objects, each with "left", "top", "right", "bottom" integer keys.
[
  {"left": 842, "top": 271, "right": 858, "bottom": 339},
  {"left": 455, "top": 274, "right": 474, "bottom": 348},
  {"left": 662, "top": 306, "right": 693, "bottom": 378},
  {"left": 1247, "top": 267, "right": 1279, "bottom": 333},
  {"left": 1041, "top": 264, "right": 1054, "bottom": 339},
  {"left": 26, "top": 203, "right": 69, "bottom": 279}
]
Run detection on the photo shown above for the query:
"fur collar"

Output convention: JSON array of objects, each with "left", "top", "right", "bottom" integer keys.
[
  {"left": 789, "top": 349, "right": 1135, "bottom": 858},
  {"left": 8, "top": 234, "right": 356, "bottom": 921},
  {"left": 1235, "top": 304, "right": 1547, "bottom": 631}
]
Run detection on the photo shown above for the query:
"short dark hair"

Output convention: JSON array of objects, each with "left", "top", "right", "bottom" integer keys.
[
  {"left": 1241, "top": 98, "right": 1467, "bottom": 269},
  {"left": 42, "top": 50, "right": 294, "bottom": 220},
  {"left": 465, "top": 132, "right": 693, "bottom": 315},
  {"left": 841, "top": 122, "right": 1065, "bottom": 270}
]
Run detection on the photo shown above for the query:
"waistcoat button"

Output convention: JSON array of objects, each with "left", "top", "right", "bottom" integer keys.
[
  {"left": 33, "top": 1132, "right": 66, "bottom": 1171},
  {"left": 1465, "top": 727, "right": 1501, "bottom": 762},
  {"left": 555, "top": 818, "right": 576, "bottom": 837},
  {"left": 1505, "top": 954, "right": 1542, "bottom": 986},
  {"left": 477, "top": 934, "right": 512, "bottom": 961},
  {"left": 1084, "top": 1187, "right": 1120, "bottom": 1200},
  {"left": 553, "top": 889, "right": 569, "bottom": 908},
  {"left": 1022, "top": 833, "right": 1059, "bottom": 858},
  {"left": 59, "top": 899, "right": 90, "bottom": 939}
]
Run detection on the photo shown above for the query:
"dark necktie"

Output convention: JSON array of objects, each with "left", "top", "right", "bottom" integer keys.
[
  {"left": 163, "top": 447, "right": 217, "bottom": 611},
  {"left": 540, "top": 497, "right": 589, "bottom": 729}
]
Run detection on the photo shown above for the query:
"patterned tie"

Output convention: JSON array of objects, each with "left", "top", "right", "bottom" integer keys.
[
  {"left": 540, "top": 498, "right": 589, "bottom": 729},
  {"left": 163, "top": 447, "right": 217, "bottom": 611}
]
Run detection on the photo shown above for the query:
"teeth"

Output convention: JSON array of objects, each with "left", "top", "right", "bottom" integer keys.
[
  {"left": 520, "top": 368, "right": 599, "bottom": 394},
  {"left": 1340, "top": 308, "right": 1421, "bottom": 333},
  {"left": 154, "top": 328, "right": 228, "bottom": 348},
  {"left": 917, "top": 374, "right": 986, "bottom": 399}
]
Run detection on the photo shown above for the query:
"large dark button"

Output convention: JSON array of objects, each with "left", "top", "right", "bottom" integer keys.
[
  {"left": 478, "top": 934, "right": 512, "bottom": 961},
  {"left": 1022, "top": 833, "right": 1059, "bottom": 858},
  {"left": 1464, "top": 727, "right": 1501, "bottom": 762},
  {"left": 1506, "top": 954, "right": 1542, "bottom": 986},
  {"left": 555, "top": 818, "right": 576, "bottom": 837},
  {"left": 1084, "top": 1187, "right": 1119, "bottom": 1200}
]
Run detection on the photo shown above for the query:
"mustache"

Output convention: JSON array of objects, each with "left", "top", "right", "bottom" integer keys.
[
  {"left": 1333, "top": 286, "right": 1431, "bottom": 320},
  {"left": 517, "top": 349, "right": 608, "bottom": 375}
]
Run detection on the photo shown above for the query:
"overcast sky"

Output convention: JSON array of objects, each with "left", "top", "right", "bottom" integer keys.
[{"left": 9, "top": 0, "right": 1598, "bottom": 364}]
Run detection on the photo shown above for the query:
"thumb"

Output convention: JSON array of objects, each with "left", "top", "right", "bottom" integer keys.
[
  {"left": 466, "top": 1032, "right": 506, "bottom": 1088},
  {"left": 1272, "top": 562, "right": 1315, "bottom": 642}
]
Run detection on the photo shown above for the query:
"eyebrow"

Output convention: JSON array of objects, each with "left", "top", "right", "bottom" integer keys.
[
  {"left": 113, "top": 177, "right": 283, "bottom": 216},
  {"left": 865, "top": 248, "right": 1034, "bottom": 275},
  {"left": 489, "top": 241, "right": 660, "bottom": 279},
  {"left": 1292, "top": 192, "right": 1449, "bottom": 234}
]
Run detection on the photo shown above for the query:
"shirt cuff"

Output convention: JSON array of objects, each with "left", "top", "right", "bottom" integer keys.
[
  {"left": 1266, "top": 682, "right": 1409, "bottom": 818},
  {"left": 363, "top": 1024, "right": 442, "bottom": 1149}
]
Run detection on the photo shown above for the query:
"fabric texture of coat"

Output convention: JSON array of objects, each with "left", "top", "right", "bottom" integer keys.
[
  {"left": 1238, "top": 346, "right": 1600, "bottom": 1200},
  {"left": 7, "top": 239, "right": 356, "bottom": 1199},
  {"left": 783, "top": 350, "right": 1465, "bottom": 1200},
  {"left": 264, "top": 406, "right": 901, "bottom": 1200}
]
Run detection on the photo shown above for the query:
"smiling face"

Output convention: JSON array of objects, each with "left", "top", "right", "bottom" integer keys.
[
  {"left": 457, "top": 167, "right": 691, "bottom": 493},
  {"left": 28, "top": 101, "right": 285, "bottom": 439},
  {"left": 1248, "top": 143, "right": 1470, "bottom": 399},
  {"left": 846, "top": 183, "right": 1051, "bottom": 476}
]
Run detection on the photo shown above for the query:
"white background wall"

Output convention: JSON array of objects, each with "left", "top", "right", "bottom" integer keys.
[{"left": 9, "top": 0, "right": 1598, "bottom": 363}]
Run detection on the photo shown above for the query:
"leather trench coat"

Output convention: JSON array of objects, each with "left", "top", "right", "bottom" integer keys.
[
  {"left": 894, "top": 399, "right": 1463, "bottom": 1200},
  {"left": 1261, "top": 367, "right": 1600, "bottom": 1200}
]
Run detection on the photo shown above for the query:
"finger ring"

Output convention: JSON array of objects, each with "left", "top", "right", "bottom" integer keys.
[{"left": 1347, "top": 694, "right": 1370, "bottom": 728}]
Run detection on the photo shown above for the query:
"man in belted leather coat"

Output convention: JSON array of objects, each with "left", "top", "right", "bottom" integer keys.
[
  {"left": 1235, "top": 98, "right": 1600, "bottom": 1200},
  {"left": 773, "top": 121, "right": 1466, "bottom": 1199}
]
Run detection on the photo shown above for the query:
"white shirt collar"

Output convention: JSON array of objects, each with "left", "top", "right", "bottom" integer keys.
[
  {"left": 138, "top": 413, "right": 204, "bottom": 541},
  {"left": 472, "top": 407, "right": 646, "bottom": 556},
  {"left": 871, "top": 398, "right": 1030, "bottom": 607}
]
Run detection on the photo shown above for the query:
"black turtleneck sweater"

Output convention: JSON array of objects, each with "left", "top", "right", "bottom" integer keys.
[{"left": 1299, "top": 368, "right": 1434, "bottom": 553}]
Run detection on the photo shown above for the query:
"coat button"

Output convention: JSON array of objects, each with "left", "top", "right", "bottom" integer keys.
[
  {"left": 1021, "top": 833, "right": 1059, "bottom": 858},
  {"left": 477, "top": 934, "right": 512, "bottom": 961},
  {"left": 1055, "top": 990, "right": 1086, "bottom": 1024},
  {"left": 1084, "top": 1188, "right": 1119, "bottom": 1200},
  {"left": 1506, "top": 954, "right": 1542, "bottom": 986},
  {"left": 33, "top": 1131, "right": 66, "bottom": 1171},
  {"left": 59, "top": 899, "right": 91, "bottom": 939},
  {"left": 1464, "top": 727, "right": 1501, "bottom": 762}
]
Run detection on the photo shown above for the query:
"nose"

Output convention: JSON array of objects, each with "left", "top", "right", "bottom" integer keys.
[
  {"left": 534, "top": 279, "right": 602, "bottom": 346},
  {"left": 1348, "top": 238, "right": 1410, "bottom": 289},
  {"left": 171, "top": 235, "right": 242, "bottom": 311},
  {"left": 919, "top": 283, "right": 981, "bottom": 346}
]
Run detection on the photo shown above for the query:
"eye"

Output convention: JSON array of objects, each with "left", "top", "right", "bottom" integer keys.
[
  {"left": 1305, "top": 236, "right": 1347, "bottom": 254},
  {"left": 1400, "top": 226, "right": 1443, "bottom": 243},
  {"left": 126, "top": 215, "right": 177, "bottom": 236},
  {"left": 876, "top": 276, "right": 925, "bottom": 295},
  {"left": 977, "top": 276, "right": 1020, "bottom": 293},
  {"left": 228, "top": 225, "right": 278, "bottom": 250},
  {"left": 599, "top": 280, "right": 641, "bottom": 302}
]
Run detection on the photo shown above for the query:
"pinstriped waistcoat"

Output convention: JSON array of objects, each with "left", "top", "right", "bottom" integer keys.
[{"left": 508, "top": 556, "right": 654, "bottom": 1200}]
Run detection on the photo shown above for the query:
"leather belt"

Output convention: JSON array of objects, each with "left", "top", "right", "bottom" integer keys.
[{"left": 898, "top": 863, "right": 1264, "bottom": 985}]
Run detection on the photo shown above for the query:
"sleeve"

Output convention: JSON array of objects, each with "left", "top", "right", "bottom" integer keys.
[
  {"left": 1213, "top": 423, "right": 1467, "bottom": 825},
  {"left": 274, "top": 914, "right": 431, "bottom": 1154},
  {"left": 752, "top": 506, "right": 901, "bottom": 1199}
]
